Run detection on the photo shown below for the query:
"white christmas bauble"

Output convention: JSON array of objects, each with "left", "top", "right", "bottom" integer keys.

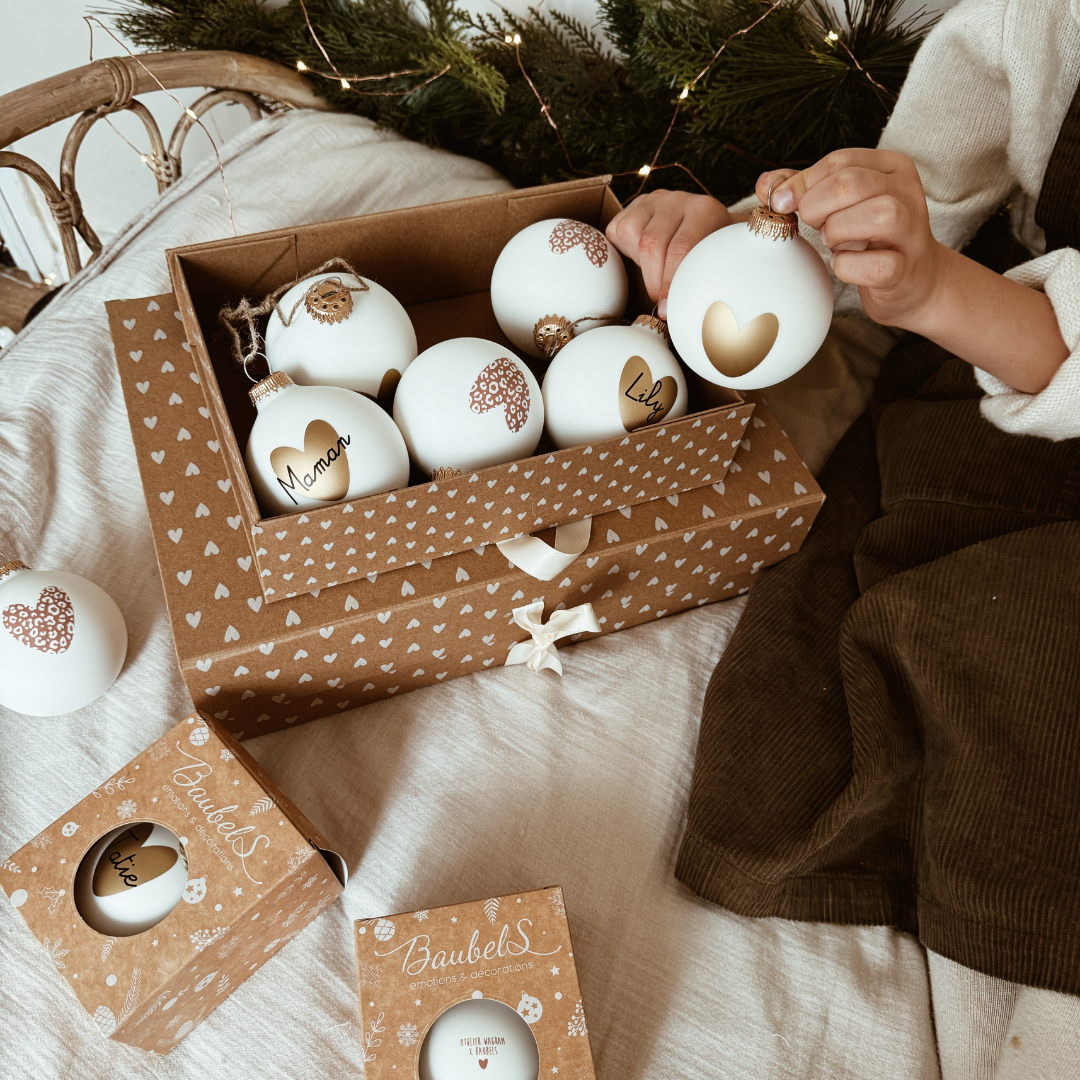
[
  {"left": 75, "top": 822, "right": 188, "bottom": 937},
  {"left": 245, "top": 372, "right": 410, "bottom": 516},
  {"left": 0, "top": 561, "right": 127, "bottom": 716},
  {"left": 393, "top": 338, "right": 543, "bottom": 477},
  {"left": 542, "top": 316, "right": 688, "bottom": 449},
  {"left": 666, "top": 206, "right": 834, "bottom": 389},
  {"left": 491, "top": 218, "right": 628, "bottom": 360},
  {"left": 265, "top": 272, "right": 417, "bottom": 399},
  {"left": 418, "top": 998, "right": 540, "bottom": 1080}
]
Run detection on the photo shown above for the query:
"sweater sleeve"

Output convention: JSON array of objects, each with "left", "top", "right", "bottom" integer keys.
[{"left": 973, "top": 250, "right": 1080, "bottom": 440}]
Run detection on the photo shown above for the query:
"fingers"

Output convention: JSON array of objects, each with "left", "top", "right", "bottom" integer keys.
[
  {"left": 831, "top": 247, "right": 906, "bottom": 290},
  {"left": 607, "top": 191, "right": 729, "bottom": 302},
  {"left": 754, "top": 169, "right": 798, "bottom": 207},
  {"left": 763, "top": 149, "right": 914, "bottom": 214},
  {"left": 817, "top": 195, "right": 909, "bottom": 251}
]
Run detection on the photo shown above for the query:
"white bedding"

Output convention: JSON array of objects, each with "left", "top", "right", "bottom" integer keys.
[{"left": 0, "top": 109, "right": 1073, "bottom": 1080}]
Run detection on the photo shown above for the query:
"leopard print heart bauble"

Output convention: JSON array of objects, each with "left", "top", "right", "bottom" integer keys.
[
  {"left": 548, "top": 219, "right": 609, "bottom": 267},
  {"left": 3, "top": 585, "right": 74, "bottom": 653},
  {"left": 469, "top": 357, "right": 531, "bottom": 433},
  {"left": 393, "top": 337, "right": 543, "bottom": 475}
]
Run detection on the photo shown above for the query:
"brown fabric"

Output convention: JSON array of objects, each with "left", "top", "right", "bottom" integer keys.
[{"left": 676, "top": 339, "right": 1080, "bottom": 992}]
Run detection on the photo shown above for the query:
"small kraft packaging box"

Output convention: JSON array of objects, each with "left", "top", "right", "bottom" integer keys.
[
  {"left": 355, "top": 887, "right": 595, "bottom": 1078},
  {"left": 0, "top": 711, "right": 346, "bottom": 1054}
]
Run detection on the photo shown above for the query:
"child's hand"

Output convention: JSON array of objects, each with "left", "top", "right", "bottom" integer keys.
[
  {"left": 757, "top": 150, "right": 944, "bottom": 329},
  {"left": 606, "top": 191, "right": 731, "bottom": 318}
]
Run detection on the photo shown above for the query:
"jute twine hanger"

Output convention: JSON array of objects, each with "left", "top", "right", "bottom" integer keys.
[{"left": 217, "top": 257, "right": 369, "bottom": 382}]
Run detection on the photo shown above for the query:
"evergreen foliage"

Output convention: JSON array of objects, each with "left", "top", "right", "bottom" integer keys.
[{"left": 112, "top": 0, "right": 935, "bottom": 203}]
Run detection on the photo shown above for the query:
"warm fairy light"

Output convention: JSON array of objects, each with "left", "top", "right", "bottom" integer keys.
[
  {"left": 340, "top": 77, "right": 350, "bottom": 88},
  {"left": 826, "top": 30, "right": 839, "bottom": 41},
  {"left": 185, "top": 107, "right": 198, "bottom": 120},
  {"left": 680, "top": 87, "right": 690, "bottom": 99},
  {"left": 139, "top": 154, "right": 149, "bottom": 163},
  {"left": 504, "top": 33, "right": 513, "bottom": 43},
  {"left": 297, "top": 60, "right": 308, "bottom": 71},
  {"left": 638, "top": 164, "right": 652, "bottom": 176}
]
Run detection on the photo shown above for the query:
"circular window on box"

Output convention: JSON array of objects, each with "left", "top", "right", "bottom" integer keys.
[
  {"left": 419, "top": 996, "right": 540, "bottom": 1080},
  {"left": 74, "top": 822, "right": 188, "bottom": 936}
]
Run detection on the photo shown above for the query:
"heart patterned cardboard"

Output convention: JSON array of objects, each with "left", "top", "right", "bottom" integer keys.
[
  {"left": 355, "top": 887, "right": 595, "bottom": 1079},
  {"left": 0, "top": 712, "right": 346, "bottom": 1053}
]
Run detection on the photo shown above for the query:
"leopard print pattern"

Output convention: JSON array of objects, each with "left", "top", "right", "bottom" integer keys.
[
  {"left": 3, "top": 585, "right": 75, "bottom": 654},
  {"left": 468, "top": 357, "right": 531, "bottom": 433},
  {"left": 548, "top": 220, "right": 609, "bottom": 268}
]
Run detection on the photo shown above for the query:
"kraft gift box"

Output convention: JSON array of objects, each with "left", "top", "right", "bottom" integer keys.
[
  {"left": 354, "top": 887, "right": 596, "bottom": 1078},
  {"left": 0, "top": 712, "right": 346, "bottom": 1053}
]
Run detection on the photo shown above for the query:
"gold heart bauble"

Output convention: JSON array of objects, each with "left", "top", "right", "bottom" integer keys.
[
  {"left": 701, "top": 301, "right": 779, "bottom": 379},
  {"left": 93, "top": 823, "right": 179, "bottom": 896},
  {"left": 270, "top": 418, "right": 351, "bottom": 504},
  {"left": 619, "top": 355, "right": 677, "bottom": 431}
]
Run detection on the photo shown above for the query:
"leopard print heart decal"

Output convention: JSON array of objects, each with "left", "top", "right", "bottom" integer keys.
[
  {"left": 469, "top": 358, "right": 531, "bottom": 433},
  {"left": 3, "top": 585, "right": 75, "bottom": 654},
  {"left": 548, "top": 220, "right": 609, "bottom": 268}
]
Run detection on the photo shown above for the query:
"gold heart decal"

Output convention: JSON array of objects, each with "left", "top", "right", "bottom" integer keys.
[
  {"left": 93, "top": 823, "right": 179, "bottom": 897},
  {"left": 3, "top": 585, "right": 74, "bottom": 654},
  {"left": 270, "top": 419, "right": 351, "bottom": 506},
  {"left": 376, "top": 368, "right": 401, "bottom": 409},
  {"left": 701, "top": 301, "right": 779, "bottom": 379},
  {"left": 619, "top": 355, "right": 677, "bottom": 431}
]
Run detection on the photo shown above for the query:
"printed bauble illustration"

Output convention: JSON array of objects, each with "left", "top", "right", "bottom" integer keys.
[
  {"left": 419, "top": 997, "right": 540, "bottom": 1080},
  {"left": 491, "top": 218, "right": 628, "bottom": 359},
  {"left": 542, "top": 315, "right": 687, "bottom": 449},
  {"left": 265, "top": 272, "right": 417, "bottom": 401},
  {"left": 0, "top": 558, "right": 127, "bottom": 716},
  {"left": 183, "top": 876, "right": 207, "bottom": 904},
  {"left": 516, "top": 991, "right": 543, "bottom": 1024},
  {"left": 373, "top": 917, "right": 396, "bottom": 942},
  {"left": 666, "top": 204, "right": 833, "bottom": 389},
  {"left": 75, "top": 822, "right": 189, "bottom": 937},
  {"left": 393, "top": 338, "right": 544, "bottom": 477},
  {"left": 245, "top": 372, "right": 410, "bottom": 516}
]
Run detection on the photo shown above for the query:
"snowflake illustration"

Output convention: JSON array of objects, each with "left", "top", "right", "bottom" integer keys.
[
  {"left": 219, "top": 748, "right": 235, "bottom": 762},
  {"left": 42, "top": 936, "right": 69, "bottom": 970},
  {"left": 413, "top": 910, "right": 430, "bottom": 922},
  {"left": 30, "top": 832, "right": 52, "bottom": 850},
  {"left": 116, "top": 799, "right": 137, "bottom": 820},
  {"left": 147, "top": 740, "right": 170, "bottom": 763},
  {"left": 398, "top": 1022, "right": 419, "bottom": 1047},
  {"left": 357, "top": 960, "right": 382, "bottom": 989},
  {"left": 190, "top": 927, "right": 228, "bottom": 952}
]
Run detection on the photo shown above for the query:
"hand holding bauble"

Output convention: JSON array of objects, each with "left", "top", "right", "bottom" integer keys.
[
  {"left": 245, "top": 372, "right": 410, "bottom": 516},
  {"left": 0, "top": 558, "right": 127, "bottom": 716},
  {"left": 393, "top": 338, "right": 544, "bottom": 477},
  {"left": 542, "top": 315, "right": 688, "bottom": 449},
  {"left": 418, "top": 997, "right": 540, "bottom": 1080},
  {"left": 75, "top": 822, "right": 188, "bottom": 937},
  {"left": 491, "top": 219, "right": 628, "bottom": 360},
  {"left": 264, "top": 273, "right": 417, "bottom": 401},
  {"left": 666, "top": 204, "right": 833, "bottom": 389}
]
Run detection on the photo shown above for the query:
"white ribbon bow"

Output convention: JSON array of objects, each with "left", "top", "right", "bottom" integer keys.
[
  {"left": 496, "top": 517, "right": 592, "bottom": 581},
  {"left": 504, "top": 600, "right": 601, "bottom": 676}
]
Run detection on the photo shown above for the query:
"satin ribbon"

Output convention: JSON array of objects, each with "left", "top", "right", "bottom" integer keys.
[
  {"left": 496, "top": 517, "right": 592, "bottom": 581},
  {"left": 504, "top": 600, "right": 601, "bottom": 676}
]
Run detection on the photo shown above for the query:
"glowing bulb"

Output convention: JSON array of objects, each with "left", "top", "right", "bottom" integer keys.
[
  {"left": 340, "top": 77, "right": 350, "bottom": 89},
  {"left": 513, "top": 32, "right": 522, "bottom": 44},
  {"left": 297, "top": 60, "right": 308, "bottom": 71},
  {"left": 185, "top": 107, "right": 198, "bottom": 121},
  {"left": 679, "top": 87, "right": 689, "bottom": 100},
  {"left": 826, "top": 30, "right": 839, "bottom": 41},
  {"left": 504, "top": 33, "right": 513, "bottom": 43},
  {"left": 638, "top": 164, "right": 652, "bottom": 177},
  {"left": 139, "top": 154, "right": 149, "bottom": 164}
]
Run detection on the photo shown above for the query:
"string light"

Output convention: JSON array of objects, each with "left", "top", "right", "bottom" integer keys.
[
  {"left": 296, "top": 60, "right": 308, "bottom": 71},
  {"left": 340, "top": 77, "right": 350, "bottom": 89},
  {"left": 638, "top": 164, "right": 651, "bottom": 176},
  {"left": 826, "top": 30, "right": 839, "bottom": 41},
  {"left": 185, "top": 107, "right": 198, "bottom": 120},
  {"left": 679, "top": 87, "right": 689, "bottom": 100}
]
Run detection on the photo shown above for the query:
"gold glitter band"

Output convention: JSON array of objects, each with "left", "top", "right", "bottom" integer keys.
[
  {"left": 747, "top": 204, "right": 799, "bottom": 241},
  {"left": 632, "top": 314, "right": 669, "bottom": 338},
  {"left": 0, "top": 559, "right": 30, "bottom": 580},
  {"left": 431, "top": 466, "right": 462, "bottom": 482},
  {"left": 249, "top": 371, "right": 293, "bottom": 407}
]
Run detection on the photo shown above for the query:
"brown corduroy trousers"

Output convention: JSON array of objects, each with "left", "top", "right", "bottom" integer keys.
[{"left": 676, "top": 338, "right": 1080, "bottom": 994}]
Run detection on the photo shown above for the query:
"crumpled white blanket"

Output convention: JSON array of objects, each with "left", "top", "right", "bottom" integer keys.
[{"left": 0, "top": 109, "right": 1075, "bottom": 1080}]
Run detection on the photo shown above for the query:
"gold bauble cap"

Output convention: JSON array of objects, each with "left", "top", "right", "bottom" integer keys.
[
  {"left": 248, "top": 370, "right": 294, "bottom": 407},
  {"left": 748, "top": 203, "right": 799, "bottom": 241},
  {"left": 0, "top": 558, "right": 30, "bottom": 581}
]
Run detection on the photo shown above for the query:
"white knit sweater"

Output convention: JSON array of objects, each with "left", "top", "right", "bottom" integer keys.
[{"left": 814, "top": 0, "right": 1080, "bottom": 440}]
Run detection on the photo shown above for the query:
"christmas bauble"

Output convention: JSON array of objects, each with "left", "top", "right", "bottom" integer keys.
[
  {"left": 418, "top": 997, "right": 540, "bottom": 1080},
  {"left": 245, "top": 372, "right": 410, "bottom": 516},
  {"left": 393, "top": 338, "right": 544, "bottom": 477},
  {"left": 74, "top": 822, "right": 188, "bottom": 937},
  {"left": 666, "top": 205, "right": 833, "bottom": 389},
  {"left": 264, "top": 272, "right": 417, "bottom": 401},
  {"left": 0, "top": 559, "right": 127, "bottom": 716},
  {"left": 542, "top": 315, "right": 688, "bottom": 449},
  {"left": 490, "top": 218, "right": 628, "bottom": 360}
]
